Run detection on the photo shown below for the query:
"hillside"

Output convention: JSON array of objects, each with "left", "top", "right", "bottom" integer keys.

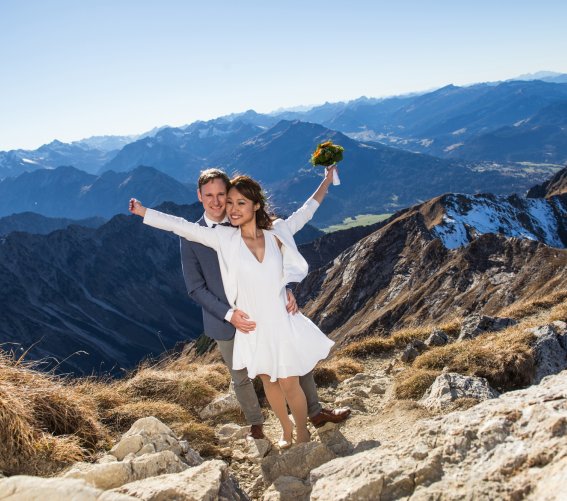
[
  {"left": 0, "top": 291, "right": 565, "bottom": 499},
  {"left": 0, "top": 202, "right": 322, "bottom": 375},
  {"left": 296, "top": 190, "right": 567, "bottom": 343},
  {"left": 0, "top": 165, "right": 197, "bottom": 219},
  {"left": 0, "top": 212, "right": 105, "bottom": 236}
]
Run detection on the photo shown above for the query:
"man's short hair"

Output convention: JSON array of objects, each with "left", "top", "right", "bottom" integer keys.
[{"left": 198, "top": 168, "right": 230, "bottom": 191}]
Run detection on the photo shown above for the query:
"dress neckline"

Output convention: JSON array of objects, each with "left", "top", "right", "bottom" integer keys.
[{"left": 241, "top": 229, "right": 267, "bottom": 264}]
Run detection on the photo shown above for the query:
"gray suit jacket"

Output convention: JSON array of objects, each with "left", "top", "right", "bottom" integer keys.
[{"left": 180, "top": 216, "right": 235, "bottom": 341}]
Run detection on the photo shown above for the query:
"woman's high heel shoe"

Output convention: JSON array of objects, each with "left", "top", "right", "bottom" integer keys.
[
  {"left": 277, "top": 436, "right": 293, "bottom": 450},
  {"left": 278, "top": 428, "right": 294, "bottom": 450}
]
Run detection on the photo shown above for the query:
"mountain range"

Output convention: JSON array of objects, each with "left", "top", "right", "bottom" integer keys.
[
  {"left": 1, "top": 166, "right": 565, "bottom": 375},
  {"left": 2, "top": 78, "right": 566, "bottom": 182},
  {"left": 0, "top": 165, "right": 197, "bottom": 219},
  {"left": 0, "top": 213, "right": 105, "bottom": 236},
  {"left": 296, "top": 167, "right": 567, "bottom": 344},
  {"left": 0, "top": 120, "right": 557, "bottom": 225}
]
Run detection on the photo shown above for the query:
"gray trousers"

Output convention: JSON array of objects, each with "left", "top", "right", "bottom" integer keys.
[{"left": 217, "top": 337, "right": 323, "bottom": 425}]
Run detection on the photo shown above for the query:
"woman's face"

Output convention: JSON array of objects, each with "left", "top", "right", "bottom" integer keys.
[{"left": 226, "top": 187, "right": 259, "bottom": 226}]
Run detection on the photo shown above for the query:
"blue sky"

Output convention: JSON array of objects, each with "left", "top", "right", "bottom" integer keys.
[{"left": 1, "top": 0, "right": 566, "bottom": 150}]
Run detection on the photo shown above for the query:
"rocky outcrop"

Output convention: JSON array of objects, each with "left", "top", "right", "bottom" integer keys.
[
  {"left": 527, "top": 165, "right": 567, "bottom": 198},
  {"left": 420, "top": 373, "right": 499, "bottom": 410},
  {"left": 308, "top": 370, "right": 567, "bottom": 500},
  {"left": 0, "top": 416, "right": 246, "bottom": 501},
  {"left": 531, "top": 320, "right": 567, "bottom": 383},
  {"left": 299, "top": 208, "right": 567, "bottom": 344},
  {"left": 110, "top": 460, "right": 247, "bottom": 501},
  {"left": 0, "top": 476, "right": 137, "bottom": 500},
  {"left": 457, "top": 314, "right": 517, "bottom": 341},
  {"left": 199, "top": 392, "right": 242, "bottom": 420},
  {"left": 261, "top": 442, "right": 336, "bottom": 485}
]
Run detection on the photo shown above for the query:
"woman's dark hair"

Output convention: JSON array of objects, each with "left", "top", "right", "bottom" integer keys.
[{"left": 229, "top": 175, "right": 274, "bottom": 230}]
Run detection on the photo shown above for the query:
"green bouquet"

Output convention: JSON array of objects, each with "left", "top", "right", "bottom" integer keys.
[{"left": 310, "top": 140, "right": 344, "bottom": 185}]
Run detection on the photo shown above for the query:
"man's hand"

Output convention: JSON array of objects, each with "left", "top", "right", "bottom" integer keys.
[
  {"left": 230, "top": 309, "right": 256, "bottom": 333},
  {"left": 286, "top": 289, "right": 298, "bottom": 315}
]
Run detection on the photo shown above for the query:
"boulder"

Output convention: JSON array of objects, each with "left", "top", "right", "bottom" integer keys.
[
  {"left": 425, "top": 329, "right": 449, "bottom": 347},
  {"left": 262, "top": 476, "right": 311, "bottom": 501},
  {"left": 109, "top": 417, "right": 183, "bottom": 460},
  {"left": 111, "top": 459, "right": 247, "bottom": 500},
  {"left": 531, "top": 321, "right": 567, "bottom": 383},
  {"left": 458, "top": 314, "right": 516, "bottom": 341},
  {"left": 217, "top": 423, "right": 249, "bottom": 444},
  {"left": 199, "top": 392, "right": 241, "bottom": 420},
  {"left": 64, "top": 450, "right": 187, "bottom": 490},
  {"left": 261, "top": 442, "right": 336, "bottom": 485},
  {"left": 316, "top": 424, "right": 354, "bottom": 456},
  {"left": 0, "top": 476, "right": 136, "bottom": 500},
  {"left": 420, "top": 373, "right": 499, "bottom": 410},
  {"left": 401, "top": 340, "right": 427, "bottom": 362},
  {"left": 310, "top": 369, "right": 567, "bottom": 500},
  {"left": 243, "top": 438, "right": 272, "bottom": 462},
  {"left": 310, "top": 447, "right": 443, "bottom": 501}
]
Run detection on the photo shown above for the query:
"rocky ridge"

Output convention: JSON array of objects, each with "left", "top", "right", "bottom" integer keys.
[
  {"left": 297, "top": 187, "right": 567, "bottom": 344},
  {"left": 1, "top": 319, "right": 565, "bottom": 500}
]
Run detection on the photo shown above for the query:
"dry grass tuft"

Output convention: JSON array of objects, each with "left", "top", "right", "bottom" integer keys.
[
  {"left": 73, "top": 379, "right": 128, "bottom": 412},
  {"left": 0, "top": 352, "right": 110, "bottom": 475},
  {"left": 337, "top": 337, "right": 395, "bottom": 358},
  {"left": 105, "top": 400, "right": 193, "bottom": 432},
  {"left": 30, "top": 386, "right": 105, "bottom": 449},
  {"left": 172, "top": 421, "right": 218, "bottom": 456},
  {"left": 119, "top": 368, "right": 219, "bottom": 412},
  {"left": 413, "top": 326, "right": 536, "bottom": 392},
  {"left": 500, "top": 290, "right": 567, "bottom": 319},
  {"left": 338, "top": 321, "right": 462, "bottom": 359},
  {"left": 36, "top": 433, "right": 87, "bottom": 466},
  {"left": 314, "top": 356, "right": 364, "bottom": 386},
  {"left": 393, "top": 369, "right": 441, "bottom": 400},
  {"left": 0, "top": 382, "right": 37, "bottom": 473},
  {"left": 549, "top": 298, "right": 567, "bottom": 323}
]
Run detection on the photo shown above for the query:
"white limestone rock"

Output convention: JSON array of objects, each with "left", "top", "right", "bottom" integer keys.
[
  {"left": 530, "top": 321, "right": 567, "bottom": 383},
  {"left": 261, "top": 442, "right": 336, "bottom": 485},
  {"left": 0, "top": 476, "right": 137, "bottom": 501},
  {"left": 111, "top": 459, "right": 247, "bottom": 500},
  {"left": 109, "top": 416, "right": 182, "bottom": 460},
  {"left": 262, "top": 475, "right": 311, "bottom": 501},
  {"left": 199, "top": 392, "right": 241, "bottom": 420},
  {"left": 420, "top": 372, "right": 499, "bottom": 410},
  {"left": 64, "top": 450, "right": 187, "bottom": 490},
  {"left": 309, "top": 370, "right": 567, "bottom": 500}
]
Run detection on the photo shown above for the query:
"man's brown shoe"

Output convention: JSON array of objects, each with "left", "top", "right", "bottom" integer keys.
[
  {"left": 309, "top": 407, "right": 352, "bottom": 428},
  {"left": 247, "top": 424, "right": 265, "bottom": 440}
]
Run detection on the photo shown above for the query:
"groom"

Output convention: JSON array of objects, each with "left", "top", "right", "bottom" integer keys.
[{"left": 180, "top": 168, "right": 350, "bottom": 439}]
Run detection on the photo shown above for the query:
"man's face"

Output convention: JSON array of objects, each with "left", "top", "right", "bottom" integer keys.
[{"left": 197, "top": 178, "right": 227, "bottom": 222}]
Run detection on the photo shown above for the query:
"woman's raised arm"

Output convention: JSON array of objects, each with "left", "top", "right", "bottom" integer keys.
[
  {"left": 129, "top": 198, "right": 220, "bottom": 251},
  {"left": 312, "top": 165, "right": 336, "bottom": 204},
  {"left": 284, "top": 166, "right": 337, "bottom": 235}
]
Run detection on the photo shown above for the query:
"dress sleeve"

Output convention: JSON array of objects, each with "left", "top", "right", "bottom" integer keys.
[
  {"left": 143, "top": 208, "right": 220, "bottom": 250},
  {"left": 283, "top": 198, "right": 320, "bottom": 235}
]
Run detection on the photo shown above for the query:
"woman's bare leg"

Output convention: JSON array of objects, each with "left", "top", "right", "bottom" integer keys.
[
  {"left": 259, "top": 374, "right": 294, "bottom": 442},
  {"left": 278, "top": 376, "right": 310, "bottom": 443}
]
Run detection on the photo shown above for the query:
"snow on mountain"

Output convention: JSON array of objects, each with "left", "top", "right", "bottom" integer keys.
[{"left": 432, "top": 193, "right": 566, "bottom": 249}]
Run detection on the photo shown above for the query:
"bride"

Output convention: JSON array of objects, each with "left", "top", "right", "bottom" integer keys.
[{"left": 129, "top": 166, "right": 337, "bottom": 447}]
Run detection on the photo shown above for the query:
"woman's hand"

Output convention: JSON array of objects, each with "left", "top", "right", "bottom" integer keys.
[
  {"left": 129, "top": 198, "right": 147, "bottom": 217},
  {"left": 324, "top": 165, "right": 338, "bottom": 185}
]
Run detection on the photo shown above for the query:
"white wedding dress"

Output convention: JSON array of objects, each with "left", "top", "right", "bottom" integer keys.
[{"left": 231, "top": 230, "right": 334, "bottom": 381}]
